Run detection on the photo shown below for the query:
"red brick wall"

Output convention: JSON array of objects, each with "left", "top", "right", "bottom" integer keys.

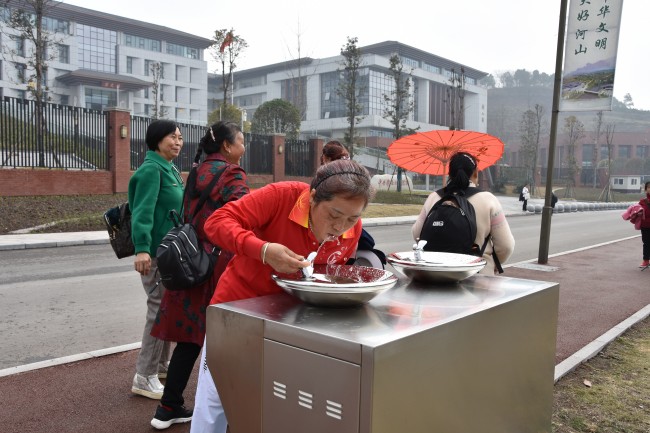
[{"left": 0, "top": 169, "right": 114, "bottom": 196}]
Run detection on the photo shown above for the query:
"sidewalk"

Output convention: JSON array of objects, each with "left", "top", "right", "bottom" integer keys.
[{"left": 0, "top": 196, "right": 648, "bottom": 433}]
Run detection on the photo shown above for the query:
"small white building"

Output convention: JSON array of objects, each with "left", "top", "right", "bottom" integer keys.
[{"left": 611, "top": 175, "right": 642, "bottom": 193}]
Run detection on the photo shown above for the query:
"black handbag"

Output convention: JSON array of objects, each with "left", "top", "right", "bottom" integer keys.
[
  {"left": 156, "top": 168, "right": 224, "bottom": 291},
  {"left": 103, "top": 202, "right": 135, "bottom": 259}
]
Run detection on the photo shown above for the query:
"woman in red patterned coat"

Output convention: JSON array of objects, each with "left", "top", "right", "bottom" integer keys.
[{"left": 149, "top": 121, "right": 249, "bottom": 429}]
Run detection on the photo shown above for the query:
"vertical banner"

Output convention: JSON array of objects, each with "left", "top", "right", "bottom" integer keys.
[{"left": 560, "top": 0, "right": 624, "bottom": 111}]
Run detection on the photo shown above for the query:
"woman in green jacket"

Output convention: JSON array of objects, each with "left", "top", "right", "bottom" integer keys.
[{"left": 128, "top": 119, "right": 184, "bottom": 400}]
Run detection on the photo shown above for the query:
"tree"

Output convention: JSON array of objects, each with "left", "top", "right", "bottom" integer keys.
[
  {"left": 478, "top": 74, "right": 496, "bottom": 89},
  {"left": 592, "top": 111, "right": 603, "bottom": 188},
  {"left": 337, "top": 36, "right": 365, "bottom": 155},
  {"left": 210, "top": 29, "right": 248, "bottom": 107},
  {"left": 150, "top": 62, "right": 167, "bottom": 119},
  {"left": 207, "top": 103, "right": 246, "bottom": 128},
  {"left": 498, "top": 71, "right": 514, "bottom": 88},
  {"left": 519, "top": 104, "right": 544, "bottom": 193},
  {"left": 563, "top": 115, "right": 585, "bottom": 198},
  {"left": 446, "top": 67, "right": 466, "bottom": 130},
  {"left": 251, "top": 99, "right": 301, "bottom": 139},
  {"left": 513, "top": 69, "right": 531, "bottom": 87},
  {"left": 598, "top": 123, "right": 616, "bottom": 202},
  {"left": 1, "top": 0, "right": 61, "bottom": 166},
  {"left": 383, "top": 54, "right": 417, "bottom": 192},
  {"left": 283, "top": 20, "right": 314, "bottom": 121},
  {"left": 623, "top": 93, "right": 634, "bottom": 109}
]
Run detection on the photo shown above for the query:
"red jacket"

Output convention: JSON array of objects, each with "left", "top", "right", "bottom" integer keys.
[
  {"left": 638, "top": 195, "right": 650, "bottom": 229},
  {"left": 204, "top": 182, "right": 362, "bottom": 304}
]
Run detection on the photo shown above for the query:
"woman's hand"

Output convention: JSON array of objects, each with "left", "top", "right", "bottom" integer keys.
[
  {"left": 262, "top": 242, "right": 311, "bottom": 274},
  {"left": 134, "top": 252, "right": 152, "bottom": 275}
]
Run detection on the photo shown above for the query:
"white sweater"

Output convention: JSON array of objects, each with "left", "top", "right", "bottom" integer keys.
[{"left": 411, "top": 188, "right": 515, "bottom": 275}]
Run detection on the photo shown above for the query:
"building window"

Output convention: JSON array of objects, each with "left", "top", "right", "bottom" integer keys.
[
  {"left": 125, "top": 34, "right": 161, "bottom": 52},
  {"left": 43, "top": 16, "right": 71, "bottom": 34},
  {"left": 144, "top": 60, "right": 152, "bottom": 76},
  {"left": 15, "top": 63, "right": 26, "bottom": 83},
  {"left": 618, "top": 145, "right": 631, "bottom": 158},
  {"left": 60, "top": 95, "right": 69, "bottom": 105},
  {"left": 17, "top": 90, "right": 26, "bottom": 99},
  {"left": 12, "top": 36, "right": 25, "bottom": 57},
  {"left": 166, "top": 42, "right": 198, "bottom": 59},
  {"left": 57, "top": 44, "right": 69, "bottom": 64},
  {"left": 76, "top": 24, "right": 117, "bottom": 73},
  {"left": 85, "top": 87, "right": 116, "bottom": 110},
  {"left": 126, "top": 56, "right": 133, "bottom": 74}
]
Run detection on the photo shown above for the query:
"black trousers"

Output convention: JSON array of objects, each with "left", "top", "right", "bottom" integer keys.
[
  {"left": 160, "top": 341, "right": 202, "bottom": 409},
  {"left": 642, "top": 227, "right": 650, "bottom": 260},
  {"left": 522, "top": 199, "right": 528, "bottom": 211}
]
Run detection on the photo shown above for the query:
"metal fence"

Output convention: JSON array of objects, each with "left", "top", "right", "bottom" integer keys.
[
  {"left": 0, "top": 97, "right": 107, "bottom": 169},
  {"left": 0, "top": 100, "right": 281, "bottom": 175},
  {"left": 284, "top": 138, "right": 314, "bottom": 177},
  {"left": 129, "top": 118, "right": 274, "bottom": 174}
]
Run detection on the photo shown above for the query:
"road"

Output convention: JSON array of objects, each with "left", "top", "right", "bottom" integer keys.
[{"left": 0, "top": 210, "right": 637, "bottom": 370}]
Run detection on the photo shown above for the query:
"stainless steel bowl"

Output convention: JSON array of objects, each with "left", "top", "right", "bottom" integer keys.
[
  {"left": 272, "top": 264, "right": 398, "bottom": 307},
  {"left": 387, "top": 251, "right": 486, "bottom": 284}
]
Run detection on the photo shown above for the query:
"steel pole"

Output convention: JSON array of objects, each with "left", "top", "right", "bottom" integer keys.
[{"left": 538, "top": 0, "right": 569, "bottom": 264}]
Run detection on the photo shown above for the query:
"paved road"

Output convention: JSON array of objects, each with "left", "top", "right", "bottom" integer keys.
[{"left": 0, "top": 208, "right": 637, "bottom": 370}]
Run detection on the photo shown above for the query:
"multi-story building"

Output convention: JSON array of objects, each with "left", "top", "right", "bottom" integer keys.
[
  {"left": 0, "top": 1, "right": 211, "bottom": 123},
  {"left": 209, "top": 41, "right": 488, "bottom": 146}
]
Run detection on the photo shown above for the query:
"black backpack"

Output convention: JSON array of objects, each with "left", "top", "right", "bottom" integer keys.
[
  {"left": 419, "top": 187, "right": 504, "bottom": 273},
  {"left": 419, "top": 187, "right": 481, "bottom": 255},
  {"left": 156, "top": 168, "right": 224, "bottom": 291}
]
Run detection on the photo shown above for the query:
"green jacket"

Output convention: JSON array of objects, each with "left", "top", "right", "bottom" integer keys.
[{"left": 128, "top": 151, "right": 184, "bottom": 256}]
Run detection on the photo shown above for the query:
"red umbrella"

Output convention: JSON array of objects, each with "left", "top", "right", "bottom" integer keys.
[{"left": 387, "top": 129, "right": 505, "bottom": 176}]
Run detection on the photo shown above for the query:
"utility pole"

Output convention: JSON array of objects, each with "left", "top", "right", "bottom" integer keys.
[{"left": 538, "top": 0, "right": 569, "bottom": 264}]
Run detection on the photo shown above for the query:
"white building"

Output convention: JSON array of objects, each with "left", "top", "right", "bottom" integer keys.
[
  {"left": 0, "top": 1, "right": 211, "bottom": 123},
  {"left": 209, "top": 41, "right": 488, "bottom": 145}
]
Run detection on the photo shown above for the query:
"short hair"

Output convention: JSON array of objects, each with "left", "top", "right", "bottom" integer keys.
[
  {"left": 310, "top": 159, "right": 374, "bottom": 207},
  {"left": 321, "top": 140, "right": 350, "bottom": 163},
  {"left": 145, "top": 119, "right": 179, "bottom": 151}
]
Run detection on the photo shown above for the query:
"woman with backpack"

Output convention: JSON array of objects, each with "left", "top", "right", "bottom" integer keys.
[
  {"left": 411, "top": 151, "right": 515, "bottom": 275},
  {"left": 149, "top": 122, "right": 250, "bottom": 429}
]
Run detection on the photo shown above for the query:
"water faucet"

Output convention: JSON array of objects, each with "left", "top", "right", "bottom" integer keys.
[
  {"left": 301, "top": 251, "right": 318, "bottom": 279},
  {"left": 413, "top": 239, "right": 427, "bottom": 261}
]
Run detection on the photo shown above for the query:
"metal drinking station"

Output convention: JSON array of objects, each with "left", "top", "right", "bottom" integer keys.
[{"left": 206, "top": 271, "right": 559, "bottom": 433}]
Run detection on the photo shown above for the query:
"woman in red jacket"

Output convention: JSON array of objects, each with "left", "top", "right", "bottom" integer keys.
[
  {"left": 190, "top": 159, "right": 373, "bottom": 433},
  {"left": 638, "top": 181, "right": 650, "bottom": 268}
]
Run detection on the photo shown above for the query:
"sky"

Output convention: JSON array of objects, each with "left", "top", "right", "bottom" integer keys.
[{"left": 64, "top": 0, "right": 648, "bottom": 111}]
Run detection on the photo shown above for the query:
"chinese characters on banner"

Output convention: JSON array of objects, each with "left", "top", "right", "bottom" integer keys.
[{"left": 560, "top": 0, "right": 624, "bottom": 111}]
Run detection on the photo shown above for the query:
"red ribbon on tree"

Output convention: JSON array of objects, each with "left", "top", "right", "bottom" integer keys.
[{"left": 219, "top": 32, "right": 233, "bottom": 53}]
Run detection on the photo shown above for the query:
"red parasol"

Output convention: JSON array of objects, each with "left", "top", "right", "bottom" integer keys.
[{"left": 387, "top": 129, "right": 505, "bottom": 176}]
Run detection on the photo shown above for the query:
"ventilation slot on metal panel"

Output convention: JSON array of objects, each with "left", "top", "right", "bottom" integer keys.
[
  {"left": 326, "top": 399, "right": 343, "bottom": 420},
  {"left": 298, "top": 390, "right": 313, "bottom": 409},
  {"left": 272, "top": 381, "right": 286, "bottom": 399}
]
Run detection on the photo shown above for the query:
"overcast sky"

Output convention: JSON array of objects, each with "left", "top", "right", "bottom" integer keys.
[{"left": 64, "top": 0, "right": 647, "bottom": 112}]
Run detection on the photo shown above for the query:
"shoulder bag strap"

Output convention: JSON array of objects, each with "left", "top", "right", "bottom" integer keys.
[{"left": 479, "top": 235, "right": 504, "bottom": 274}]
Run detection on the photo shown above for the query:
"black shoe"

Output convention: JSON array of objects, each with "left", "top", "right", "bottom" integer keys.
[{"left": 151, "top": 405, "right": 193, "bottom": 430}]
